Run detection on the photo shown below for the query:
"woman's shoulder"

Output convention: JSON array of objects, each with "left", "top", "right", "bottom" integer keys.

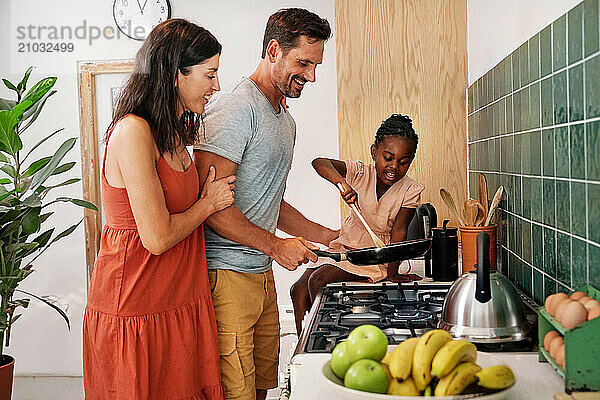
[{"left": 110, "top": 115, "right": 159, "bottom": 158}]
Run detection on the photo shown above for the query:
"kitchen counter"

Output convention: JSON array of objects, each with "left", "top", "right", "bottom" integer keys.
[{"left": 290, "top": 352, "right": 565, "bottom": 399}]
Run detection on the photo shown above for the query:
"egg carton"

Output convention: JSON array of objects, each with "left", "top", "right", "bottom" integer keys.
[{"left": 538, "top": 284, "right": 600, "bottom": 392}]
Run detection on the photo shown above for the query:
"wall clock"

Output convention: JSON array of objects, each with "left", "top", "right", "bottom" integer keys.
[{"left": 113, "top": 0, "right": 171, "bottom": 41}]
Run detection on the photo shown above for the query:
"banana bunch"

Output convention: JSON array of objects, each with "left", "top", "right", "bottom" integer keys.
[
  {"left": 434, "top": 361, "right": 482, "bottom": 396},
  {"left": 383, "top": 330, "right": 516, "bottom": 396}
]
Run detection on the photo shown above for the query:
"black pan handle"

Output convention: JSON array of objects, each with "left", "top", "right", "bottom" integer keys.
[
  {"left": 475, "top": 231, "right": 491, "bottom": 303},
  {"left": 313, "top": 250, "right": 344, "bottom": 262}
]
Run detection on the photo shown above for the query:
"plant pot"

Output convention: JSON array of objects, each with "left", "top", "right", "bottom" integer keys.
[{"left": 0, "top": 355, "right": 15, "bottom": 400}]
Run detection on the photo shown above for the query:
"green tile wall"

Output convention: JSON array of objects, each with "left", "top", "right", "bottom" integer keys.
[{"left": 467, "top": 0, "right": 600, "bottom": 301}]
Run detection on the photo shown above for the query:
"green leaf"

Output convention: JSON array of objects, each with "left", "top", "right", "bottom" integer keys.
[
  {"left": 12, "top": 77, "right": 56, "bottom": 118},
  {"left": 0, "top": 178, "right": 10, "bottom": 184},
  {"left": 0, "top": 110, "right": 23, "bottom": 155},
  {"left": 20, "top": 90, "right": 56, "bottom": 132},
  {"left": 33, "top": 229, "right": 54, "bottom": 247},
  {"left": 21, "top": 157, "right": 51, "bottom": 178},
  {"left": 6, "top": 243, "right": 38, "bottom": 252},
  {"left": 17, "top": 66, "right": 34, "bottom": 92},
  {"left": 22, "top": 128, "right": 65, "bottom": 164},
  {"left": 14, "top": 289, "right": 70, "bottom": 330},
  {"left": 1, "top": 164, "right": 16, "bottom": 178},
  {"left": 22, "top": 208, "right": 41, "bottom": 234},
  {"left": 54, "top": 197, "right": 99, "bottom": 211},
  {"left": 30, "top": 137, "right": 76, "bottom": 191},
  {"left": 0, "top": 189, "right": 17, "bottom": 202},
  {"left": 39, "top": 212, "right": 52, "bottom": 224},
  {"left": 51, "top": 162, "right": 75, "bottom": 176},
  {"left": 0, "top": 98, "right": 17, "bottom": 111},
  {"left": 38, "top": 179, "right": 80, "bottom": 198},
  {"left": 2, "top": 79, "right": 17, "bottom": 92},
  {"left": 47, "top": 219, "right": 82, "bottom": 247},
  {"left": 9, "top": 299, "right": 30, "bottom": 309},
  {"left": 21, "top": 194, "right": 41, "bottom": 207},
  {"left": 0, "top": 210, "right": 19, "bottom": 226}
]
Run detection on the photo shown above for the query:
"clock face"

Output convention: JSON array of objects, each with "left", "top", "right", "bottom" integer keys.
[{"left": 113, "top": 0, "right": 171, "bottom": 41}]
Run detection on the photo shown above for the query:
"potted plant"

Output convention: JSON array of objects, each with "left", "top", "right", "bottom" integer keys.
[{"left": 0, "top": 67, "right": 98, "bottom": 398}]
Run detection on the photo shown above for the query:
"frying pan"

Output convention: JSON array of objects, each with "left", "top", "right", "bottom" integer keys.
[{"left": 313, "top": 238, "right": 432, "bottom": 266}]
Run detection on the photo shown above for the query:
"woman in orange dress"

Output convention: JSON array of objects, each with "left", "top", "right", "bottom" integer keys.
[
  {"left": 83, "top": 19, "right": 234, "bottom": 399},
  {"left": 290, "top": 114, "right": 425, "bottom": 334}
]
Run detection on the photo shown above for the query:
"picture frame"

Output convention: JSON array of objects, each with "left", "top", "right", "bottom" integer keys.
[{"left": 77, "top": 60, "right": 134, "bottom": 284}]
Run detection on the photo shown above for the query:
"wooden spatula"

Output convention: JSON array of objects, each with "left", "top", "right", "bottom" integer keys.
[
  {"left": 440, "top": 188, "right": 466, "bottom": 226},
  {"left": 484, "top": 186, "right": 504, "bottom": 226},
  {"left": 336, "top": 183, "right": 385, "bottom": 248},
  {"left": 478, "top": 173, "right": 489, "bottom": 222},
  {"left": 464, "top": 200, "right": 485, "bottom": 226}
]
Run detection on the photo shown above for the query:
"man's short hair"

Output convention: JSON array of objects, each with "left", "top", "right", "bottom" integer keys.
[{"left": 261, "top": 8, "right": 332, "bottom": 58}]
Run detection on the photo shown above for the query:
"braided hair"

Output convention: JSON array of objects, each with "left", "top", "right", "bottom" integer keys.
[{"left": 374, "top": 114, "right": 418, "bottom": 151}]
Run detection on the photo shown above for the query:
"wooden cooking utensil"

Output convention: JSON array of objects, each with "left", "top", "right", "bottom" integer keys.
[
  {"left": 474, "top": 202, "right": 486, "bottom": 226},
  {"left": 440, "top": 188, "right": 466, "bottom": 226},
  {"left": 484, "top": 186, "right": 504, "bottom": 226},
  {"left": 336, "top": 183, "right": 385, "bottom": 248},
  {"left": 478, "top": 173, "right": 489, "bottom": 221},
  {"left": 464, "top": 200, "right": 486, "bottom": 226}
]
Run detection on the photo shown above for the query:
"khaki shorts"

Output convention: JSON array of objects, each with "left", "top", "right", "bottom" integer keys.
[{"left": 208, "top": 268, "right": 280, "bottom": 400}]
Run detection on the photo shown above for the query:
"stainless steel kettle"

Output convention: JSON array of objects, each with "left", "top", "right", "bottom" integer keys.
[{"left": 438, "top": 232, "right": 529, "bottom": 343}]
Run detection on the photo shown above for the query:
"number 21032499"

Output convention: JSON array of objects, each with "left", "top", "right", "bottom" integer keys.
[{"left": 18, "top": 42, "right": 74, "bottom": 53}]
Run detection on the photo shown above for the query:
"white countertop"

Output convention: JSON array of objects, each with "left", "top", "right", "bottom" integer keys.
[{"left": 289, "top": 352, "right": 564, "bottom": 399}]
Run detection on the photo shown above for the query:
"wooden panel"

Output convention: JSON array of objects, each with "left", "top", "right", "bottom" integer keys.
[
  {"left": 78, "top": 60, "right": 134, "bottom": 285},
  {"left": 334, "top": 0, "right": 468, "bottom": 227}
]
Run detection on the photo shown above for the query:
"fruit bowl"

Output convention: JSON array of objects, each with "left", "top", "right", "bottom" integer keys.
[{"left": 322, "top": 350, "right": 515, "bottom": 399}]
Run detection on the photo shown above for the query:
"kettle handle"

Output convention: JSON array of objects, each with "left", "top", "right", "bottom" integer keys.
[{"left": 475, "top": 231, "right": 492, "bottom": 303}]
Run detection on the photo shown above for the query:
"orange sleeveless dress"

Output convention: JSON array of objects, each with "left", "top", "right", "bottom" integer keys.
[{"left": 83, "top": 133, "right": 225, "bottom": 399}]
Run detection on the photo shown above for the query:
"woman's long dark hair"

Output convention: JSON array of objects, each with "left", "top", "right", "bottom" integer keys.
[{"left": 107, "top": 19, "right": 222, "bottom": 154}]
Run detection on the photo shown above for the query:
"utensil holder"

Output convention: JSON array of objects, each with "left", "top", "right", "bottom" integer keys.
[
  {"left": 538, "top": 284, "right": 600, "bottom": 392},
  {"left": 458, "top": 224, "right": 497, "bottom": 273}
]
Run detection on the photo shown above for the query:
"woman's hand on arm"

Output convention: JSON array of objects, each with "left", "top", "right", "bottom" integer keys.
[
  {"left": 110, "top": 117, "right": 233, "bottom": 255},
  {"left": 200, "top": 165, "right": 236, "bottom": 214}
]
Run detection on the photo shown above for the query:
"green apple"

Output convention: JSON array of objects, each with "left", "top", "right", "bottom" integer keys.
[
  {"left": 346, "top": 324, "right": 388, "bottom": 362},
  {"left": 330, "top": 341, "right": 353, "bottom": 379},
  {"left": 344, "top": 359, "right": 389, "bottom": 394}
]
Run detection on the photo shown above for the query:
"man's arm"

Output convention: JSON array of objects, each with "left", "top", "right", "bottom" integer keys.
[
  {"left": 194, "top": 150, "right": 318, "bottom": 270},
  {"left": 277, "top": 200, "right": 339, "bottom": 246}
]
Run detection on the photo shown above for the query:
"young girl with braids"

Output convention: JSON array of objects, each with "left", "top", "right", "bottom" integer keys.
[{"left": 290, "top": 114, "right": 425, "bottom": 334}]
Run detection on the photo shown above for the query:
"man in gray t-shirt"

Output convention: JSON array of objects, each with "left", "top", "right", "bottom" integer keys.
[{"left": 194, "top": 8, "right": 335, "bottom": 400}]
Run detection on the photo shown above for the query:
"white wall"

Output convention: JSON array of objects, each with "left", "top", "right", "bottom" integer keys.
[
  {"left": 1, "top": 0, "right": 338, "bottom": 376},
  {"left": 468, "top": 0, "right": 582, "bottom": 85}
]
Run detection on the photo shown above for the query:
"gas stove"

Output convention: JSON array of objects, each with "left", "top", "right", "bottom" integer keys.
[
  {"left": 294, "top": 281, "right": 452, "bottom": 355},
  {"left": 293, "top": 280, "right": 538, "bottom": 357}
]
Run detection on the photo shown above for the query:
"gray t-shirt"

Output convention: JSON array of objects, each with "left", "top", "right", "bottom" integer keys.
[{"left": 194, "top": 78, "right": 296, "bottom": 273}]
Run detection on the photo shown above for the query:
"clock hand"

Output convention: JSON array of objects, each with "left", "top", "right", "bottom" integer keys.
[
  {"left": 140, "top": 0, "right": 149, "bottom": 13},
  {"left": 135, "top": 0, "right": 144, "bottom": 15}
]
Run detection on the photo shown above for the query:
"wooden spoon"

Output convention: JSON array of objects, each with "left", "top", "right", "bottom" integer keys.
[
  {"left": 336, "top": 183, "right": 385, "bottom": 248},
  {"left": 478, "top": 173, "right": 489, "bottom": 222},
  {"left": 464, "top": 200, "right": 486, "bottom": 226},
  {"left": 484, "top": 186, "right": 504, "bottom": 226},
  {"left": 440, "top": 188, "right": 466, "bottom": 226}
]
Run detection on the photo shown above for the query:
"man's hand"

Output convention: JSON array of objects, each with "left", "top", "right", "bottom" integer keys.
[{"left": 270, "top": 237, "right": 319, "bottom": 271}]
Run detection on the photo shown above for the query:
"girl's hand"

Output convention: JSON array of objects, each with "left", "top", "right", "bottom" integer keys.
[
  {"left": 201, "top": 165, "right": 236, "bottom": 213},
  {"left": 337, "top": 181, "right": 358, "bottom": 205}
]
